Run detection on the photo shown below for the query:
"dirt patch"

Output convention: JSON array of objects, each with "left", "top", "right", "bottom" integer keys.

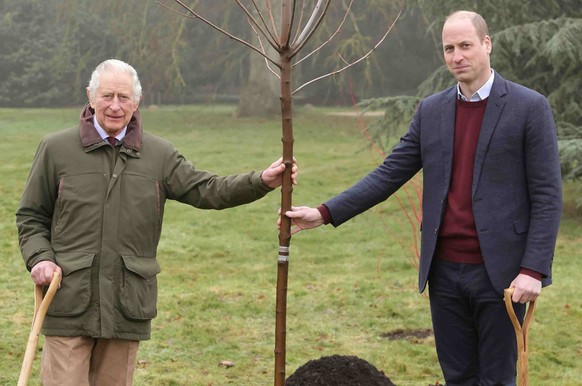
[
  {"left": 380, "top": 328, "right": 433, "bottom": 341},
  {"left": 285, "top": 330, "right": 437, "bottom": 385},
  {"left": 285, "top": 354, "right": 395, "bottom": 386}
]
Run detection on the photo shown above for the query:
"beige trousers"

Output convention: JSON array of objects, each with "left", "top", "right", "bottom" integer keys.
[{"left": 40, "top": 336, "right": 139, "bottom": 386}]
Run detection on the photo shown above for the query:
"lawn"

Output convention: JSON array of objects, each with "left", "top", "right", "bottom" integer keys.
[{"left": 1, "top": 105, "right": 580, "bottom": 385}]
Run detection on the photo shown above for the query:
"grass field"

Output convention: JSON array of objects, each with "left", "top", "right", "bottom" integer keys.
[{"left": 1, "top": 105, "right": 580, "bottom": 385}]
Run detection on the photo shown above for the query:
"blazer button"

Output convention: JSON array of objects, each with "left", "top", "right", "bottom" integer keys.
[{"left": 434, "top": 228, "right": 438, "bottom": 234}]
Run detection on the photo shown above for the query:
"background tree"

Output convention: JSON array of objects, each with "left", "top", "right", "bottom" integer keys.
[{"left": 0, "top": 1, "right": 65, "bottom": 106}]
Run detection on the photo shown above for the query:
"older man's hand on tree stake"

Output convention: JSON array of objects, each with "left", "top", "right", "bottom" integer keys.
[{"left": 260, "top": 157, "right": 298, "bottom": 189}]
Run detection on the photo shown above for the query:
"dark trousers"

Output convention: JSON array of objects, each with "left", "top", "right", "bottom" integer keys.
[{"left": 428, "top": 259, "right": 525, "bottom": 386}]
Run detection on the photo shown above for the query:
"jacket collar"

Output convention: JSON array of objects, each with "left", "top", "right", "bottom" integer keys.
[{"left": 79, "top": 102, "right": 143, "bottom": 152}]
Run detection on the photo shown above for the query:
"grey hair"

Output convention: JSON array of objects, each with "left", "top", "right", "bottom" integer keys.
[{"left": 87, "top": 59, "right": 142, "bottom": 101}]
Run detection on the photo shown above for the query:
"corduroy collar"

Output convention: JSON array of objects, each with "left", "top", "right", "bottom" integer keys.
[{"left": 79, "top": 102, "right": 142, "bottom": 152}]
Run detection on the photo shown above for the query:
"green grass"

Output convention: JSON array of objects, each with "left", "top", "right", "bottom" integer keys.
[{"left": 1, "top": 105, "right": 580, "bottom": 385}]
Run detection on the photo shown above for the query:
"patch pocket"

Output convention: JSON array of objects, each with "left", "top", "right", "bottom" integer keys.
[
  {"left": 48, "top": 252, "right": 95, "bottom": 316},
  {"left": 513, "top": 217, "right": 530, "bottom": 234},
  {"left": 119, "top": 255, "right": 161, "bottom": 321}
]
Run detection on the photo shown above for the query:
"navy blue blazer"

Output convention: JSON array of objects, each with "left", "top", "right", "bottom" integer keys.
[{"left": 325, "top": 73, "right": 562, "bottom": 294}]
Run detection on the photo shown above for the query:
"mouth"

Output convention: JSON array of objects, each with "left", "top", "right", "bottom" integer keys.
[{"left": 452, "top": 65, "right": 469, "bottom": 72}]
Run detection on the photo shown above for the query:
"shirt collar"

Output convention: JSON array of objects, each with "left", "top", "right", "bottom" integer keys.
[
  {"left": 93, "top": 116, "right": 127, "bottom": 141},
  {"left": 458, "top": 70, "right": 495, "bottom": 102}
]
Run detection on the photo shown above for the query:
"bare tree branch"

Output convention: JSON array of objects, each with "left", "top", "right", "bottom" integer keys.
[
  {"left": 280, "top": 0, "right": 297, "bottom": 48},
  {"left": 248, "top": 16, "right": 281, "bottom": 80},
  {"left": 158, "top": 0, "right": 281, "bottom": 67},
  {"left": 156, "top": 1, "right": 197, "bottom": 20},
  {"left": 337, "top": 52, "right": 349, "bottom": 66},
  {"left": 289, "top": 0, "right": 330, "bottom": 56},
  {"left": 292, "top": 4, "right": 404, "bottom": 95},
  {"left": 235, "top": 0, "right": 280, "bottom": 51},
  {"left": 292, "top": 0, "right": 353, "bottom": 68},
  {"left": 291, "top": 0, "right": 308, "bottom": 45},
  {"left": 264, "top": 0, "right": 280, "bottom": 43}
]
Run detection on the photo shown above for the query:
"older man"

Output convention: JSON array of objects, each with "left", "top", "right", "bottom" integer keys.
[
  {"left": 282, "top": 11, "right": 562, "bottom": 385},
  {"left": 16, "top": 59, "right": 296, "bottom": 385}
]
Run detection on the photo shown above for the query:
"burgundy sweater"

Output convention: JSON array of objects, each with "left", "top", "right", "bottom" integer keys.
[{"left": 435, "top": 98, "right": 487, "bottom": 264}]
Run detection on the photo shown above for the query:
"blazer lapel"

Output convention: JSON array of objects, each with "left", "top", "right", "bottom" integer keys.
[
  {"left": 472, "top": 75, "right": 508, "bottom": 198},
  {"left": 440, "top": 87, "right": 457, "bottom": 190}
]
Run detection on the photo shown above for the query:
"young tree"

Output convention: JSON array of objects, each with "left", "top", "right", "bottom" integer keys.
[{"left": 158, "top": 1, "right": 404, "bottom": 384}]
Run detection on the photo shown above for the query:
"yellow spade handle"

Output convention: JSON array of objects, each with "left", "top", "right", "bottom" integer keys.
[{"left": 504, "top": 287, "right": 536, "bottom": 386}]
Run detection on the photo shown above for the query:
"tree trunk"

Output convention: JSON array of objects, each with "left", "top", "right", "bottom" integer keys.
[
  {"left": 274, "top": 53, "right": 293, "bottom": 386},
  {"left": 274, "top": 3, "right": 294, "bottom": 385}
]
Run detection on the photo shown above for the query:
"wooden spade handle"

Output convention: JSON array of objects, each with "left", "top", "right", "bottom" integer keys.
[
  {"left": 18, "top": 272, "right": 62, "bottom": 386},
  {"left": 504, "top": 287, "right": 536, "bottom": 386}
]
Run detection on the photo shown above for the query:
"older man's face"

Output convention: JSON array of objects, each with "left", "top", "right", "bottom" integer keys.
[{"left": 87, "top": 70, "right": 139, "bottom": 136}]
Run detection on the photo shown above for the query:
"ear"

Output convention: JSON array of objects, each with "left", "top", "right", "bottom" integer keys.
[{"left": 484, "top": 35, "right": 492, "bottom": 54}]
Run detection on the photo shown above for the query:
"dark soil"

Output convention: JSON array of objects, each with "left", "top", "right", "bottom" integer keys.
[
  {"left": 285, "top": 355, "right": 396, "bottom": 386},
  {"left": 380, "top": 328, "right": 433, "bottom": 341}
]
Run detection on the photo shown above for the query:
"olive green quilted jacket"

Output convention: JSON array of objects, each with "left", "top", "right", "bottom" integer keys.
[{"left": 16, "top": 104, "right": 272, "bottom": 340}]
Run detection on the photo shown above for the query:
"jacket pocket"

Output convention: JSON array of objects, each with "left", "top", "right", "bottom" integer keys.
[
  {"left": 119, "top": 255, "right": 161, "bottom": 321},
  {"left": 513, "top": 217, "right": 530, "bottom": 234},
  {"left": 48, "top": 252, "right": 95, "bottom": 316}
]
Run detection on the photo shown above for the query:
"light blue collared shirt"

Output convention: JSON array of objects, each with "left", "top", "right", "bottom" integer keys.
[
  {"left": 457, "top": 70, "right": 495, "bottom": 102},
  {"left": 93, "top": 116, "right": 127, "bottom": 143}
]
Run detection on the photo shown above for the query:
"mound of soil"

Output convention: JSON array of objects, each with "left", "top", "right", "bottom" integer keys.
[{"left": 285, "top": 354, "right": 396, "bottom": 386}]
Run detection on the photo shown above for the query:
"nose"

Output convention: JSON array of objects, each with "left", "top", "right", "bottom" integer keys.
[
  {"left": 453, "top": 49, "right": 464, "bottom": 63},
  {"left": 110, "top": 96, "right": 122, "bottom": 110}
]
